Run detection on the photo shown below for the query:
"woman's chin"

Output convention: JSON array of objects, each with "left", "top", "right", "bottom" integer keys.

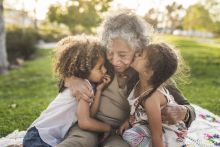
[
  {"left": 130, "top": 64, "right": 136, "bottom": 70},
  {"left": 114, "top": 67, "right": 125, "bottom": 73}
]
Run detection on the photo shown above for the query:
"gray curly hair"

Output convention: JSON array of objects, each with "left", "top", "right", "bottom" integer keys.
[{"left": 98, "top": 9, "right": 154, "bottom": 52}]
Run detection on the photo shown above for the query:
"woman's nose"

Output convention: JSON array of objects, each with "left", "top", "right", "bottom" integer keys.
[{"left": 112, "top": 55, "right": 121, "bottom": 66}]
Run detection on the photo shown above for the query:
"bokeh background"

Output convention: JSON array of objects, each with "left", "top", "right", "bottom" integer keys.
[{"left": 0, "top": 0, "right": 220, "bottom": 137}]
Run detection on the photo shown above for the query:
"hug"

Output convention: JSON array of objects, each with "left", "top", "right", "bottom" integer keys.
[{"left": 23, "top": 9, "right": 195, "bottom": 147}]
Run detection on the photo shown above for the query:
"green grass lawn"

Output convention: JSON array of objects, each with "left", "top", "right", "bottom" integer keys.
[
  {"left": 0, "top": 35, "right": 220, "bottom": 137},
  {"left": 160, "top": 35, "right": 220, "bottom": 115},
  {"left": 0, "top": 50, "right": 57, "bottom": 137}
]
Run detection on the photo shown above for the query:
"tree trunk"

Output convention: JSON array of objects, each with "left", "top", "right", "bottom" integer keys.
[{"left": 0, "top": 0, "right": 8, "bottom": 74}]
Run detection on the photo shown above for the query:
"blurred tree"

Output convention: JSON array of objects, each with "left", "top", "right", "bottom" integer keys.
[
  {"left": 212, "top": 21, "right": 220, "bottom": 35},
  {"left": 33, "top": 0, "right": 38, "bottom": 29},
  {"left": 47, "top": 0, "right": 111, "bottom": 33},
  {"left": 183, "top": 4, "right": 214, "bottom": 31},
  {"left": 201, "top": 0, "right": 220, "bottom": 22},
  {"left": 201, "top": 0, "right": 220, "bottom": 35},
  {"left": 0, "top": 0, "right": 9, "bottom": 74},
  {"left": 144, "top": 8, "right": 159, "bottom": 28},
  {"left": 165, "top": 2, "right": 184, "bottom": 32}
]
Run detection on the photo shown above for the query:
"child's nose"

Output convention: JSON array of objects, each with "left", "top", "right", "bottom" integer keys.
[{"left": 102, "top": 66, "right": 107, "bottom": 74}]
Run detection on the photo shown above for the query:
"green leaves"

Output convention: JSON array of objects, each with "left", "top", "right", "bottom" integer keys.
[{"left": 47, "top": 0, "right": 111, "bottom": 33}]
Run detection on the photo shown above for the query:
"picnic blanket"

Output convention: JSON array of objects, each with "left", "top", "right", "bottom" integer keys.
[{"left": 0, "top": 104, "right": 219, "bottom": 147}]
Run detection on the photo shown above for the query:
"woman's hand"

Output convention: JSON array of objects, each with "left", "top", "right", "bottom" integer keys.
[
  {"left": 117, "top": 119, "right": 129, "bottom": 136},
  {"left": 161, "top": 103, "right": 188, "bottom": 124},
  {"left": 65, "top": 76, "right": 94, "bottom": 103},
  {"left": 96, "top": 75, "right": 111, "bottom": 91}
]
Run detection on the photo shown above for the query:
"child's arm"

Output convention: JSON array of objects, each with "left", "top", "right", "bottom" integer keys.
[
  {"left": 117, "top": 118, "right": 130, "bottom": 135},
  {"left": 143, "top": 91, "right": 165, "bottom": 147},
  {"left": 77, "top": 98, "right": 111, "bottom": 132},
  {"left": 90, "top": 90, "right": 102, "bottom": 117},
  {"left": 90, "top": 75, "right": 111, "bottom": 116}
]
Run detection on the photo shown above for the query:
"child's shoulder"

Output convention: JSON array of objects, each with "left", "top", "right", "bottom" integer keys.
[
  {"left": 146, "top": 88, "right": 167, "bottom": 106},
  {"left": 56, "top": 88, "right": 75, "bottom": 100}
]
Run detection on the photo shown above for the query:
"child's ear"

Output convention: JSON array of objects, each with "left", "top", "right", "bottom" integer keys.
[
  {"left": 144, "top": 69, "right": 154, "bottom": 80},
  {"left": 149, "top": 70, "right": 154, "bottom": 77},
  {"left": 134, "top": 52, "right": 142, "bottom": 57}
]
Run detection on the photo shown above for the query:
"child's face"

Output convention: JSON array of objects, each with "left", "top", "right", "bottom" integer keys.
[
  {"left": 88, "top": 57, "right": 107, "bottom": 83},
  {"left": 131, "top": 50, "right": 151, "bottom": 74}
]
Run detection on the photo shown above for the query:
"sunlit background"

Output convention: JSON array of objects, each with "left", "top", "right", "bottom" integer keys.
[{"left": 0, "top": 0, "right": 220, "bottom": 138}]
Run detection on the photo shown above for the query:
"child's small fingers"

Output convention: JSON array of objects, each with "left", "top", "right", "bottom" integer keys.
[
  {"left": 104, "top": 75, "right": 111, "bottom": 80},
  {"left": 105, "top": 74, "right": 111, "bottom": 78},
  {"left": 103, "top": 78, "right": 108, "bottom": 83},
  {"left": 102, "top": 77, "right": 107, "bottom": 81},
  {"left": 105, "top": 77, "right": 111, "bottom": 82}
]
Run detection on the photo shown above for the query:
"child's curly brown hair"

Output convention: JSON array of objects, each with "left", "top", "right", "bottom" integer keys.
[{"left": 53, "top": 35, "right": 106, "bottom": 80}]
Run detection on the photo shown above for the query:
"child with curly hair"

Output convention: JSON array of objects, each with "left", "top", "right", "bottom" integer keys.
[
  {"left": 23, "top": 35, "right": 112, "bottom": 147},
  {"left": 119, "top": 43, "right": 187, "bottom": 147}
]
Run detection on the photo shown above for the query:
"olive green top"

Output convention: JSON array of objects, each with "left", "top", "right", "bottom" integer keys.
[{"left": 96, "top": 76, "right": 130, "bottom": 127}]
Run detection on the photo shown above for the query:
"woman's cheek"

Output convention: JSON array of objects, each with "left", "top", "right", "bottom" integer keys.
[{"left": 123, "top": 59, "right": 133, "bottom": 66}]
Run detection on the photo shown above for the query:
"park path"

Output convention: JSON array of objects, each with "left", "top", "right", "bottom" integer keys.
[
  {"left": 36, "top": 42, "right": 56, "bottom": 49},
  {"left": 36, "top": 38, "right": 220, "bottom": 50},
  {"left": 194, "top": 38, "right": 220, "bottom": 46}
]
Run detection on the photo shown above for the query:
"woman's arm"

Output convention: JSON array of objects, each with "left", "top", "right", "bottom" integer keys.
[
  {"left": 77, "top": 99, "right": 111, "bottom": 132},
  {"left": 144, "top": 91, "right": 164, "bottom": 147},
  {"left": 64, "top": 76, "right": 94, "bottom": 103},
  {"left": 164, "top": 82, "right": 196, "bottom": 128}
]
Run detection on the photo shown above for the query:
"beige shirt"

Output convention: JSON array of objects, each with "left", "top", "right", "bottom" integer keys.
[{"left": 96, "top": 76, "right": 130, "bottom": 127}]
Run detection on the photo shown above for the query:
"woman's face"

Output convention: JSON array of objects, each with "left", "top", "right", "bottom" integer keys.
[{"left": 106, "top": 38, "right": 135, "bottom": 73}]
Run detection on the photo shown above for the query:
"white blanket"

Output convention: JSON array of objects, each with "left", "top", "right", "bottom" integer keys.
[{"left": 0, "top": 104, "right": 219, "bottom": 147}]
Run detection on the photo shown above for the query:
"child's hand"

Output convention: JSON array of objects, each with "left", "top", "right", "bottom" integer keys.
[
  {"left": 96, "top": 75, "right": 111, "bottom": 91},
  {"left": 116, "top": 120, "right": 130, "bottom": 136}
]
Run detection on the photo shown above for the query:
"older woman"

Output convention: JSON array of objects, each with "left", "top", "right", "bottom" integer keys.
[{"left": 57, "top": 10, "right": 195, "bottom": 147}]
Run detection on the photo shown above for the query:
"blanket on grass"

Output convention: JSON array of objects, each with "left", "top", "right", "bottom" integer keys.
[{"left": 0, "top": 104, "right": 219, "bottom": 147}]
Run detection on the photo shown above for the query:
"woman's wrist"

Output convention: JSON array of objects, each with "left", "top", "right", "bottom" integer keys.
[{"left": 183, "top": 106, "right": 190, "bottom": 122}]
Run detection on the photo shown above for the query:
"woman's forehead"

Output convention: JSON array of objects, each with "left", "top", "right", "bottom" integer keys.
[{"left": 107, "top": 38, "right": 133, "bottom": 52}]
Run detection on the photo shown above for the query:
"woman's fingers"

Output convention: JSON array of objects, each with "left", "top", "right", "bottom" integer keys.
[
  {"left": 75, "top": 90, "right": 93, "bottom": 103},
  {"left": 75, "top": 82, "right": 94, "bottom": 103},
  {"left": 161, "top": 103, "right": 187, "bottom": 124},
  {"left": 119, "top": 128, "right": 124, "bottom": 135}
]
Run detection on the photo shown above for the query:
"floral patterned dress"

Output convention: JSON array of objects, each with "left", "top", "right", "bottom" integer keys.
[{"left": 122, "top": 86, "right": 187, "bottom": 147}]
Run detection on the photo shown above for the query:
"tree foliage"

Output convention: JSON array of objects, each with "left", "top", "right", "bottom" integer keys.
[
  {"left": 144, "top": 2, "right": 184, "bottom": 31},
  {"left": 201, "top": 0, "right": 220, "bottom": 22},
  {"left": 144, "top": 8, "right": 159, "bottom": 29},
  {"left": 165, "top": 2, "right": 184, "bottom": 31},
  {"left": 183, "top": 4, "right": 213, "bottom": 31},
  {"left": 47, "top": 0, "right": 111, "bottom": 33}
]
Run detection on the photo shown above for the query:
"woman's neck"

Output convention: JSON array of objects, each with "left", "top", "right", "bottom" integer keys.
[{"left": 116, "top": 72, "right": 128, "bottom": 89}]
